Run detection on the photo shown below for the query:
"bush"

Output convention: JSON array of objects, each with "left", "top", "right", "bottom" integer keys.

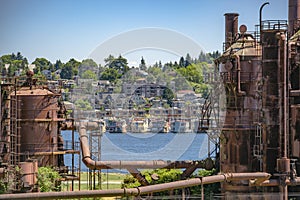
[
  {"left": 37, "top": 167, "right": 61, "bottom": 192},
  {"left": 122, "top": 169, "right": 182, "bottom": 196},
  {"left": 122, "top": 168, "right": 219, "bottom": 198}
]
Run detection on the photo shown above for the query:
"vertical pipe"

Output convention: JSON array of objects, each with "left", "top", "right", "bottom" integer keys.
[
  {"left": 93, "top": 169, "right": 96, "bottom": 190},
  {"left": 277, "top": 32, "right": 288, "bottom": 200},
  {"left": 71, "top": 119, "right": 74, "bottom": 191},
  {"left": 282, "top": 32, "right": 288, "bottom": 200},
  {"left": 234, "top": 55, "right": 246, "bottom": 96},
  {"left": 259, "top": 2, "right": 270, "bottom": 43},
  {"left": 201, "top": 177, "right": 204, "bottom": 200},
  {"left": 79, "top": 149, "right": 81, "bottom": 191},
  {"left": 282, "top": 34, "right": 287, "bottom": 160}
]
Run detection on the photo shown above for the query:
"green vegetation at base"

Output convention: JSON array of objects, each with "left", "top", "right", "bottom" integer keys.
[
  {"left": 60, "top": 169, "right": 219, "bottom": 198},
  {"left": 122, "top": 168, "right": 219, "bottom": 198},
  {"left": 61, "top": 173, "right": 126, "bottom": 191},
  {"left": 37, "top": 167, "right": 61, "bottom": 192}
]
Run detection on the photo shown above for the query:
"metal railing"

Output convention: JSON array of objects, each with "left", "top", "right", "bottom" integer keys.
[{"left": 261, "top": 20, "right": 288, "bottom": 31}]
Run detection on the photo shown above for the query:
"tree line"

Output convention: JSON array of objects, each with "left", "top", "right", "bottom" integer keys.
[{"left": 0, "top": 51, "right": 220, "bottom": 95}]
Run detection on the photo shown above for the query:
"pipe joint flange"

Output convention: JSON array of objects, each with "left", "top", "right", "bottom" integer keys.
[
  {"left": 123, "top": 188, "right": 127, "bottom": 197},
  {"left": 80, "top": 135, "right": 88, "bottom": 139},
  {"left": 223, "top": 172, "right": 233, "bottom": 183},
  {"left": 198, "top": 176, "right": 203, "bottom": 184},
  {"left": 135, "top": 187, "right": 141, "bottom": 197},
  {"left": 82, "top": 155, "right": 91, "bottom": 160}
]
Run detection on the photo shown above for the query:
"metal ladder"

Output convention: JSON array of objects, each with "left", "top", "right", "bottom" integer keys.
[
  {"left": 253, "top": 124, "right": 263, "bottom": 171},
  {"left": 89, "top": 129, "right": 102, "bottom": 190}
]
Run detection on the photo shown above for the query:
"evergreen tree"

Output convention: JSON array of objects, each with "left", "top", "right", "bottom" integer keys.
[
  {"left": 54, "top": 60, "right": 64, "bottom": 71},
  {"left": 179, "top": 56, "right": 185, "bottom": 68},
  {"left": 158, "top": 61, "right": 162, "bottom": 68},
  {"left": 185, "top": 53, "right": 192, "bottom": 66},
  {"left": 139, "top": 57, "right": 147, "bottom": 71}
]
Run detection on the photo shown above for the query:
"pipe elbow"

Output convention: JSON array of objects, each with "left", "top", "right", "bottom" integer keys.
[{"left": 82, "top": 156, "right": 96, "bottom": 169}]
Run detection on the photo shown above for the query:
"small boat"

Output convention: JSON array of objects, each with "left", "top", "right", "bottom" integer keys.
[
  {"left": 130, "top": 118, "right": 148, "bottom": 133},
  {"left": 106, "top": 118, "right": 127, "bottom": 133},
  {"left": 149, "top": 120, "right": 170, "bottom": 133},
  {"left": 170, "top": 120, "right": 191, "bottom": 133}
]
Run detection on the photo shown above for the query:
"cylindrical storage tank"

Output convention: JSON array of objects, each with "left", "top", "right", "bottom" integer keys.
[
  {"left": 19, "top": 160, "right": 38, "bottom": 188},
  {"left": 14, "top": 88, "right": 60, "bottom": 166}
]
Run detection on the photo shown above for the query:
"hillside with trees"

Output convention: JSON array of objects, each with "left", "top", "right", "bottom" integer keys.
[{"left": 0, "top": 51, "right": 220, "bottom": 98}]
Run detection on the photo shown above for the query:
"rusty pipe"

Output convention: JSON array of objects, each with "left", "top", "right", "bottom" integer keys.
[
  {"left": 277, "top": 31, "right": 288, "bottom": 200},
  {"left": 79, "top": 125, "right": 208, "bottom": 170},
  {"left": 234, "top": 55, "right": 246, "bottom": 96},
  {"left": 0, "top": 172, "right": 271, "bottom": 199},
  {"left": 259, "top": 2, "right": 270, "bottom": 43},
  {"left": 76, "top": 121, "right": 99, "bottom": 130},
  {"left": 127, "top": 168, "right": 150, "bottom": 186},
  {"left": 253, "top": 178, "right": 300, "bottom": 187}
]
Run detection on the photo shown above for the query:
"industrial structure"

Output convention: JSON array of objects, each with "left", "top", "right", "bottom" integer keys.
[
  {"left": 1, "top": 0, "right": 300, "bottom": 199},
  {"left": 212, "top": 0, "right": 300, "bottom": 198},
  {"left": 0, "top": 75, "right": 80, "bottom": 193}
]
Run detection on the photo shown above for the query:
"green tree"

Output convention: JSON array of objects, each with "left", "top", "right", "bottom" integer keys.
[
  {"left": 185, "top": 53, "right": 192, "bottom": 66},
  {"left": 60, "top": 65, "right": 73, "bottom": 79},
  {"left": 75, "top": 99, "right": 93, "bottom": 110},
  {"left": 0, "top": 52, "right": 28, "bottom": 76},
  {"left": 104, "top": 54, "right": 115, "bottom": 68},
  {"left": 16, "top": 52, "right": 23, "bottom": 60},
  {"left": 60, "top": 58, "right": 80, "bottom": 79},
  {"left": 81, "top": 70, "right": 97, "bottom": 80},
  {"left": 148, "top": 66, "right": 162, "bottom": 76},
  {"left": 104, "top": 55, "right": 129, "bottom": 74},
  {"left": 79, "top": 59, "right": 98, "bottom": 77},
  {"left": 158, "top": 61, "right": 162, "bottom": 68},
  {"left": 179, "top": 56, "right": 185, "bottom": 68},
  {"left": 32, "top": 57, "right": 52, "bottom": 74},
  {"left": 139, "top": 57, "right": 147, "bottom": 71},
  {"left": 81, "top": 58, "right": 98, "bottom": 68},
  {"left": 54, "top": 60, "right": 64, "bottom": 71},
  {"left": 162, "top": 87, "right": 174, "bottom": 106},
  {"left": 100, "top": 68, "right": 121, "bottom": 83}
]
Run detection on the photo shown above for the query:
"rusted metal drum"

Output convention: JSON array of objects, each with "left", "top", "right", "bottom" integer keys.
[{"left": 19, "top": 160, "right": 38, "bottom": 187}]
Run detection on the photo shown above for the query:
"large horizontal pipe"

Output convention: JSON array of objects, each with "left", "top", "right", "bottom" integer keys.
[
  {"left": 0, "top": 172, "right": 271, "bottom": 199},
  {"left": 79, "top": 125, "right": 212, "bottom": 170}
]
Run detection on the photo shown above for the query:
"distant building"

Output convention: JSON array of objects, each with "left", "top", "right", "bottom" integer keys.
[
  {"left": 54, "top": 69, "right": 62, "bottom": 79},
  {"left": 122, "top": 83, "right": 167, "bottom": 98},
  {"left": 42, "top": 70, "right": 52, "bottom": 80},
  {"left": 176, "top": 90, "right": 198, "bottom": 101}
]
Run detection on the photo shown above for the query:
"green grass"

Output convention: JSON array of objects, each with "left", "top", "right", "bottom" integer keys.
[{"left": 61, "top": 172, "right": 127, "bottom": 191}]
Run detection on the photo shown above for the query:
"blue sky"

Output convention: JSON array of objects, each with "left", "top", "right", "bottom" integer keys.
[{"left": 0, "top": 0, "right": 287, "bottom": 66}]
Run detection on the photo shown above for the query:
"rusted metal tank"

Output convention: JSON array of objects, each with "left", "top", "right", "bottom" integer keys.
[
  {"left": 14, "top": 88, "right": 60, "bottom": 166},
  {"left": 215, "top": 19, "right": 262, "bottom": 176},
  {"left": 19, "top": 160, "right": 38, "bottom": 188}
]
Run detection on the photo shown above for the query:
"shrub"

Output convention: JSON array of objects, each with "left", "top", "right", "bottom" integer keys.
[{"left": 37, "top": 167, "right": 61, "bottom": 192}]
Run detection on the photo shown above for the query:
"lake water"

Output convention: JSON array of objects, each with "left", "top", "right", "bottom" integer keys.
[{"left": 62, "top": 131, "right": 214, "bottom": 172}]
